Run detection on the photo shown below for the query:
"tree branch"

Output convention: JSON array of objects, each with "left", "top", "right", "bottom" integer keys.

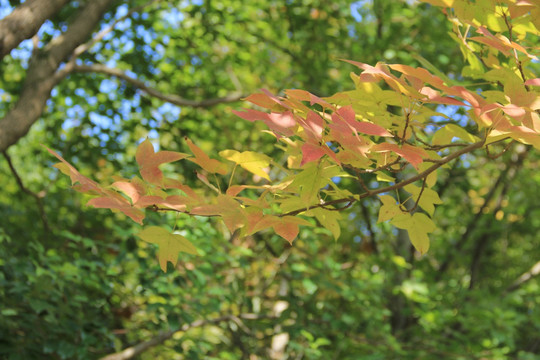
[
  {"left": 505, "top": 260, "right": 540, "bottom": 294},
  {"left": 436, "top": 165, "right": 508, "bottom": 280},
  {"left": 0, "top": 0, "right": 70, "bottom": 58},
  {"left": 359, "top": 200, "right": 378, "bottom": 254},
  {"left": 2, "top": 150, "right": 50, "bottom": 234},
  {"left": 70, "top": 63, "right": 245, "bottom": 108},
  {"left": 71, "top": 0, "right": 161, "bottom": 60},
  {"left": 282, "top": 140, "right": 485, "bottom": 217},
  {"left": 436, "top": 147, "right": 528, "bottom": 280},
  {"left": 468, "top": 149, "right": 527, "bottom": 290},
  {"left": 99, "top": 313, "right": 276, "bottom": 360},
  {"left": 0, "top": 0, "right": 115, "bottom": 152}
]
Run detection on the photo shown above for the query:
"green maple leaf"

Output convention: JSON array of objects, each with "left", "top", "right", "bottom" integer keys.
[
  {"left": 377, "top": 195, "right": 402, "bottom": 223},
  {"left": 391, "top": 212, "right": 436, "bottom": 255},
  {"left": 308, "top": 208, "right": 342, "bottom": 240},
  {"left": 287, "top": 161, "right": 343, "bottom": 204},
  {"left": 404, "top": 184, "right": 443, "bottom": 217},
  {"left": 138, "top": 226, "right": 198, "bottom": 272}
]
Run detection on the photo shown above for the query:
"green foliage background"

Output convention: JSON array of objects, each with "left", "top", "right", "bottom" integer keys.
[{"left": 0, "top": 0, "right": 539, "bottom": 359}]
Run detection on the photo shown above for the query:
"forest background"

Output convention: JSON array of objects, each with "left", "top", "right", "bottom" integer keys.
[{"left": 0, "top": 0, "right": 539, "bottom": 359}]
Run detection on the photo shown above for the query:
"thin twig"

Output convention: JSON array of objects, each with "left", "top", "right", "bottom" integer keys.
[
  {"left": 504, "top": 260, "right": 540, "bottom": 294},
  {"left": 503, "top": 11, "right": 530, "bottom": 91},
  {"left": 486, "top": 140, "right": 514, "bottom": 160},
  {"left": 75, "top": 0, "right": 161, "bottom": 58},
  {"left": 69, "top": 63, "right": 245, "bottom": 107},
  {"left": 359, "top": 200, "right": 378, "bottom": 254},
  {"left": 401, "top": 111, "right": 411, "bottom": 144},
  {"left": 320, "top": 201, "right": 354, "bottom": 212},
  {"left": 55, "top": 0, "right": 162, "bottom": 81},
  {"left": 282, "top": 139, "right": 485, "bottom": 217},
  {"left": 355, "top": 158, "right": 401, "bottom": 174},
  {"left": 2, "top": 150, "right": 50, "bottom": 234},
  {"left": 407, "top": 177, "right": 426, "bottom": 213}
]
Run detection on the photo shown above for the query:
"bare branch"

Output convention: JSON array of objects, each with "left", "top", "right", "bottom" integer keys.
[
  {"left": 100, "top": 313, "right": 277, "bottom": 360},
  {"left": 468, "top": 149, "right": 527, "bottom": 289},
  {"left": 0, "top": 0, "right": 70, "bottom": 58},
  {"left": 505, "top": 260, "right": 540, "bottom": 294},
  {"left": 70, "top": 63, "right": 245, "bottom": 108},
  {"left": 71, "top": 0, "right": 161, "bottom": 60},
  {"left": 437, "top": 146, "right": 528, "bottom": 280},
  {"left": 359, "top": 200, "right": 378, "bottom": 254}
]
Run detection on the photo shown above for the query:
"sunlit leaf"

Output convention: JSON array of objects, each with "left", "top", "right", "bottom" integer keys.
[
  {"left": 185, "top": 138, "right": 228, "bottom": 175},
  {"left": 137, "top": 226, "right": 197, "bottom": 272},
  {"left": 135, "top": 139, "right": 189, "bottom": 186},
  {"left": 219, "top": 149, "right": 271, "bottom": 181}
]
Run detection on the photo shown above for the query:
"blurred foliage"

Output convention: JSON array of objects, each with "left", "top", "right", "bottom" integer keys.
[{"left": 0, "top": 0, "right": 539, "bottom": 359}]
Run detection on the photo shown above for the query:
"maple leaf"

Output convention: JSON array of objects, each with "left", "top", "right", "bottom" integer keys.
[
  {"left": 524, "top": 78, "right": 540, "bottom": 86},
  {"left": 300, "top": 141, "right": 339, "bottom": 166},
  {"left": 137, "top": 226, "right": 197, "bottom": 272},
  {"left": 243, "top": 93, "right": 282, "bottom": 109},
  {"left": 134, "top": 194, "right": 198, "bottom": 212},
  {"left": 307, "top": 208, "right": 342, "bottom": 240},
  {"left": 190, "top": 194, "right": 246, "bottom": 233},
  {"left": 219, "top": 149, "right": 272, "bottom": 181},
  {"left": 232, "top": 109, "right": 296, "bottom": 138},
  {"left": 371, "top": 143, "right": 428, "bottom": 169},
  {"left": 112, "top": 180, "right": 145, "bottom": 204},
  {"left": 388, "top": 64, "right": 452, "bottom": 93},
  {"left": 432, "top": 124, "right": 479, "bottom": 145},
  {"left": 420, "top": 87, "right": 466, "bottom": 106},
  {"left": 185, "top": 138, "right": 228, "bottom": 175},
  {"left": 404, "top": 184, "right": 443, "bottom": 217},
  {"left": 284, "top": 89, "right": 332, "bottom": 108},
  {"left": 391, "top": 212, "right": 436, "bottom": 255},
  {"left": 332, "top": 105, "right": 393, "bottom": 137},
  {"left": 377, "top": 195, "right": 402, "bottom": 223},
  {"left": 250, "top": 215, "right": 312, "bottom": 244},
  {"left": 286, "top": 161, "right": 344, "bottom": 204},
  {"left": 87, "top": 195, "right": 145, "bottom": 224},
  {"left": 342, "top": 60, "right": 422, "bottom": 98},
  {"left": 135, "top": 139, "right": 189, "bottom": 186},
  {"left": 46, "top": 147, "right": 103, "bottom": 194},
  {"left": 297, "top": 110, "right": 325, "bottom": 140}
]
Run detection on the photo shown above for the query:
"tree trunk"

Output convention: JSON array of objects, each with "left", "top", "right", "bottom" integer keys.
[
  {"left": 0, "top": 0, "right": 114, "bottom": 152},
  {"left": 0, "top": 0, "right": 70, "bottom": 58}
]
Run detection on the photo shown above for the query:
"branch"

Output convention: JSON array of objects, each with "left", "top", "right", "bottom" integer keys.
[
  {"left": 436, "top": 147, "right": 528, "bottom": 280},
  {"left": 361, "top": 140, "right": 485, "bottom": 197},
  {"left": 505, "top": 260, "right": 540, "bottom": 294},
  {"left": 70, "top": 63, "right": 245, "bottom": 108},
  {"left": 502, "top": 11, "right": 530, "bottom": 92},
  {"left": 0, "top": 0, "right": 115, "bottom": 152},
  {"left": 2, "top": 150, "right": 50, "bottom": 234},
  {"left": 148, "top": 141, "right": 485, "bottom": 230},
  {"left": 284, "top": 140, "right": 485, "bottom": 217},
  {"left": 0, "top": 0, "right": 70, "bottom": 58},
  {"left": 359, "top": 200, "right": 378, "bottom": 254},
  {"left": 404, "top": 177, "right": 426, "bottom": 213},
  {"left": 99, "top": 313, "right": 276, "bottom": 360},
  {"left": 70, "top": 0, "right": 161, "bottom": 60},
  {"left": 468, "top": 148, "right": 527, "bottom": 289}
]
